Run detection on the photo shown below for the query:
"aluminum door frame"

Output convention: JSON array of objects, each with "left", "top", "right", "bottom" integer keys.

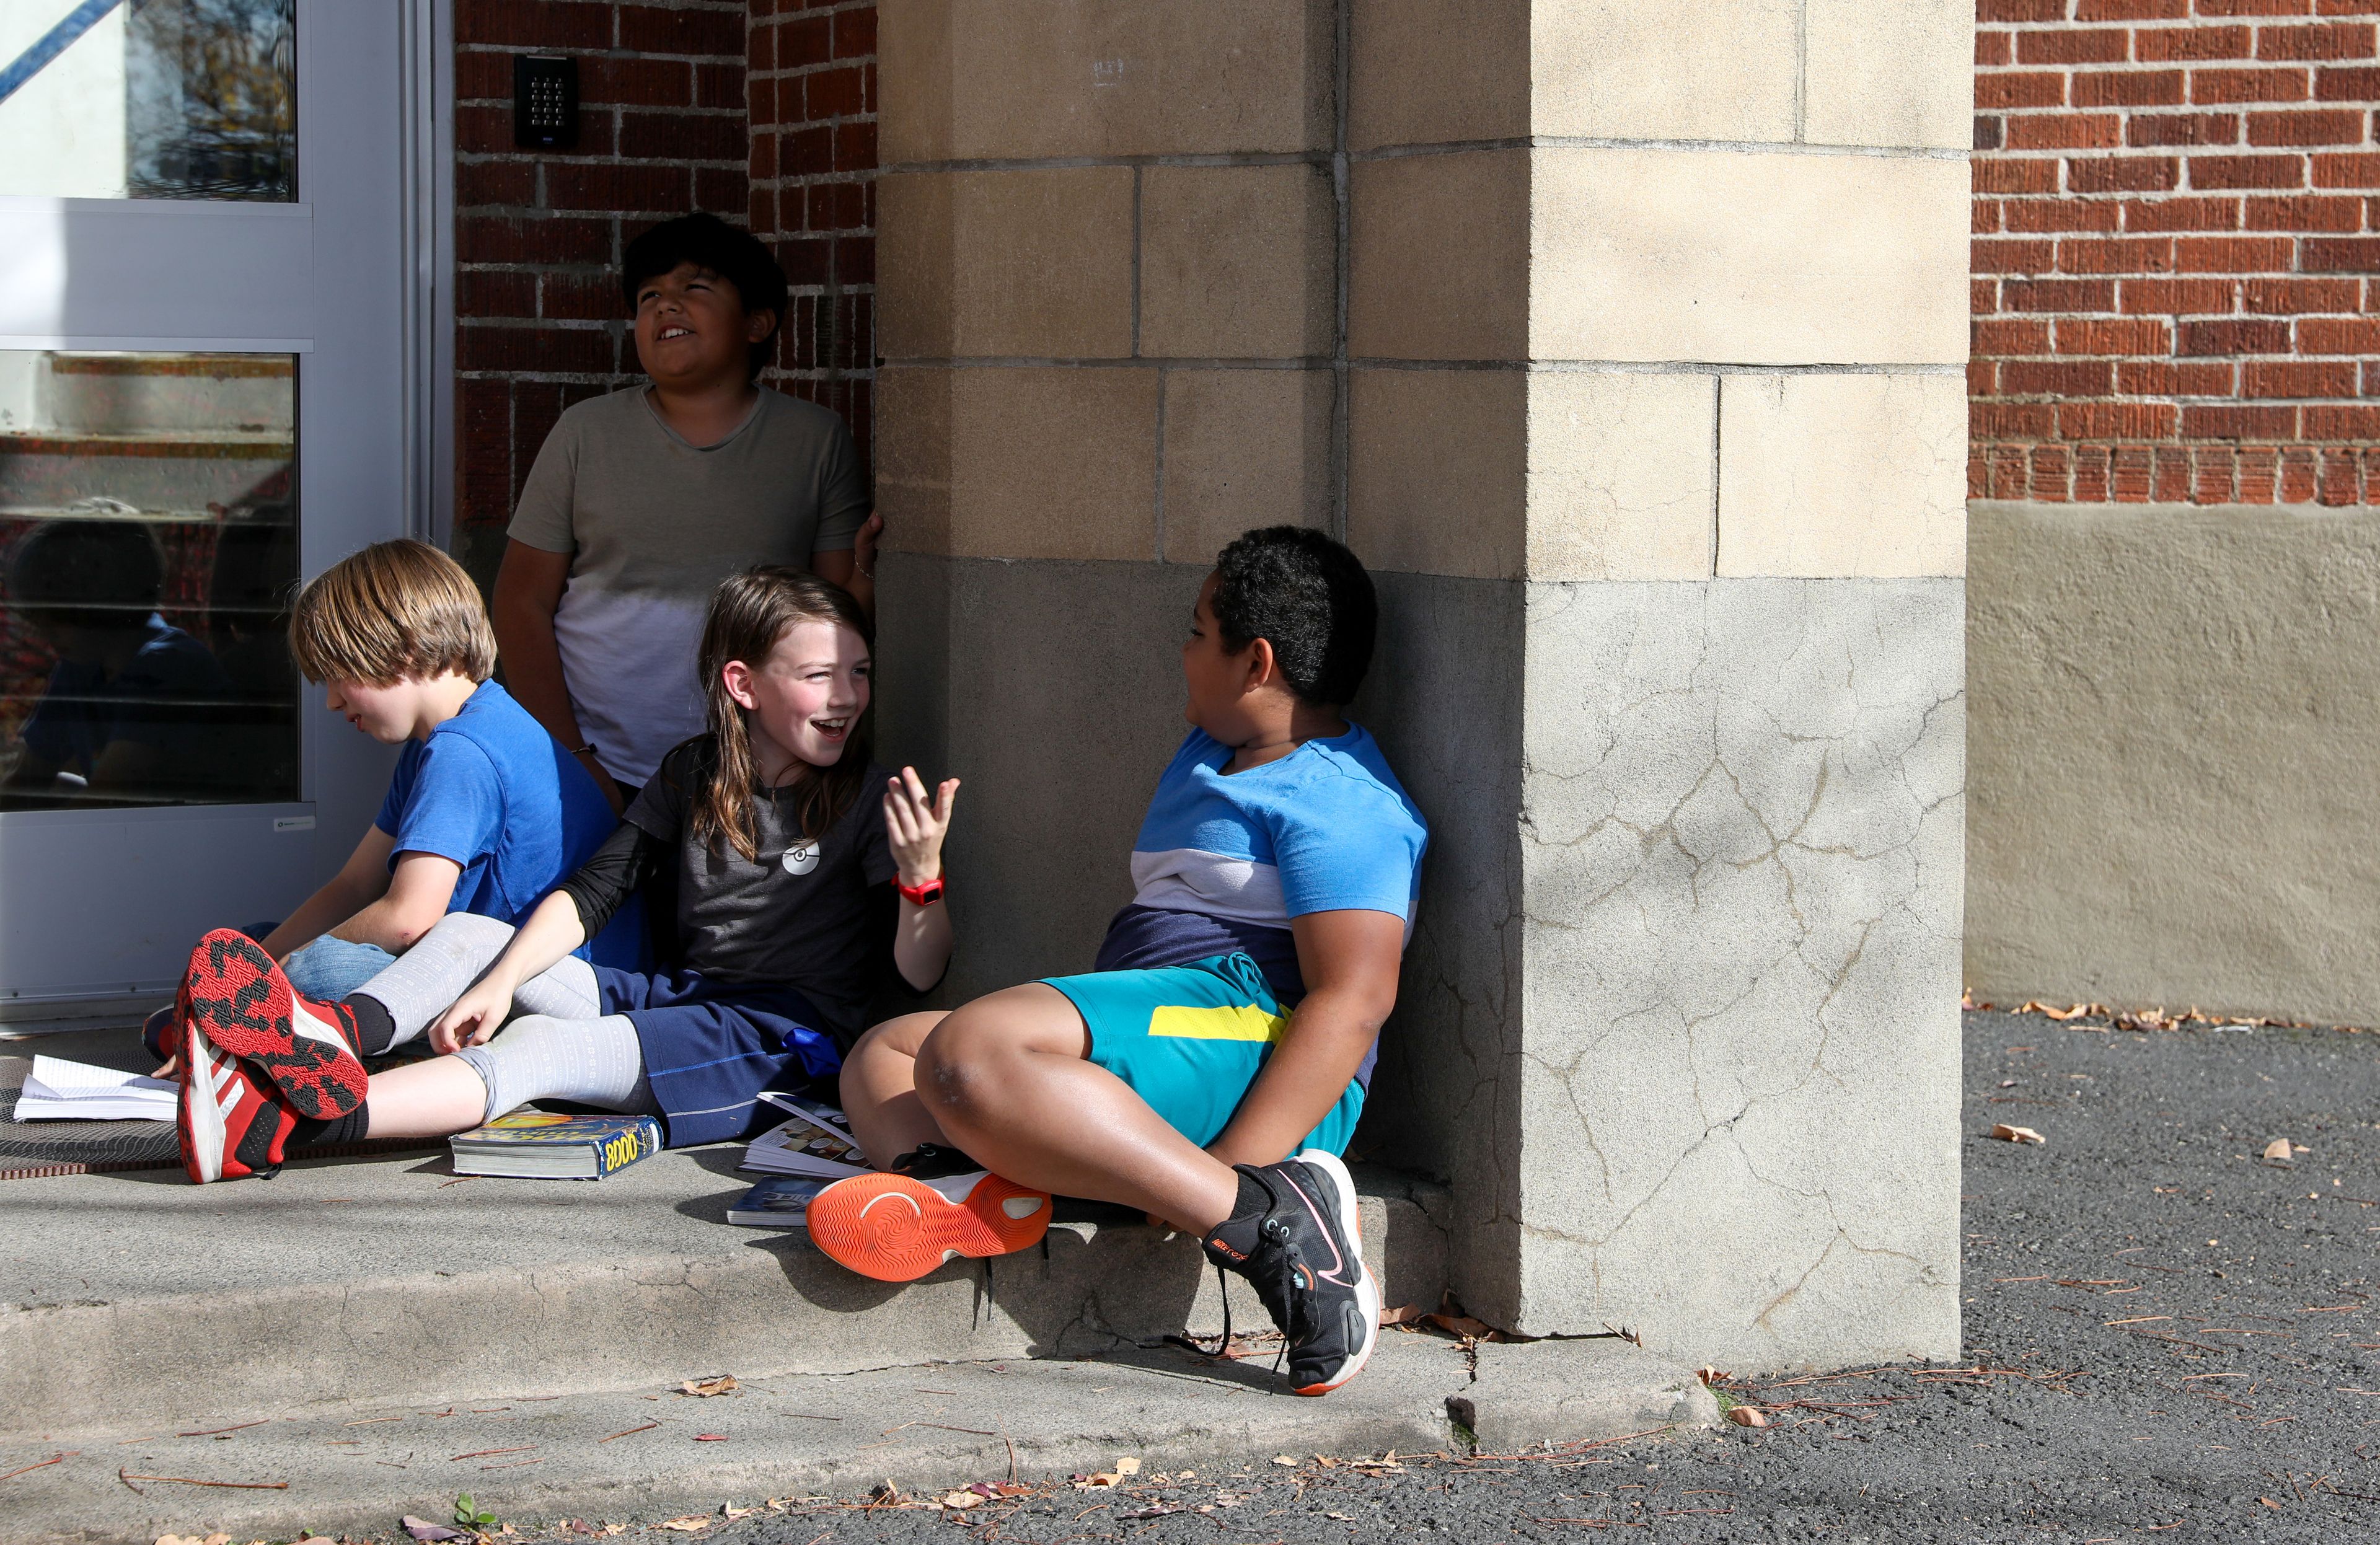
[{"left": 0, "top": 0, "right": 453, "bottom": 1019}]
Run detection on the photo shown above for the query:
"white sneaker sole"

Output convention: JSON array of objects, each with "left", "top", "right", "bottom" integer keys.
[
  {"left": 181, "top": 1021, "right": 228, "bottom": 1184},
  {"left": 1289, "top": 1147, "right": 1381, "bottom": 1396}
]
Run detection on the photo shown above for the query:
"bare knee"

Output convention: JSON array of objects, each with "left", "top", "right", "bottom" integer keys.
[{"left": 912, "top": 1009, "right": 1008, "bottom": 1127}]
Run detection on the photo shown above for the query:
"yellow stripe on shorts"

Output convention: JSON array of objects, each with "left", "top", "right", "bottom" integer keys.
[{"left": 1148, "top": 1003, "right": 1289, "bottom": 1043}]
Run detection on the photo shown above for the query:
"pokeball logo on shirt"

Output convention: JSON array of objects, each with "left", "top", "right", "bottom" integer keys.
[{"left": 781, "top": 842, "right": 819, "bottom": 876}]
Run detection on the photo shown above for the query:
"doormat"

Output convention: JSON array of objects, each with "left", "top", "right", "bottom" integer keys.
[{"left": 0, "top": 1058, "right": 437, "bottom": 1180}]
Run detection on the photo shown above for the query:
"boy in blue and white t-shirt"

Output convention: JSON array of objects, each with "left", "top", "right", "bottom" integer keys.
[{"left": 819, "top": 528, "right": 1429, "bottom": 1401}]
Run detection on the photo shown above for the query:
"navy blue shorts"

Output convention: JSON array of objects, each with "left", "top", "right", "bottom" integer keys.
[{"left": 594, "top": 967, "right": 840, "bottom": 1148}]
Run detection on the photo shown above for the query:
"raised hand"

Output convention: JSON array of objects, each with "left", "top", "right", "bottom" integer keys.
[{"left": 883, "top": 765, "right": 958, "bottom": 887}]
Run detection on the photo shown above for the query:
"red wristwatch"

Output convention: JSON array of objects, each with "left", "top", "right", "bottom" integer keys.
[{"left": 897, "top": 874, "right": 945, "bottom": 907}]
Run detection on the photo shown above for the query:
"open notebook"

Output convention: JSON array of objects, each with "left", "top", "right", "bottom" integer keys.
[{"left": 13, "top": 1055, "right": 176, "bottom": 1122}]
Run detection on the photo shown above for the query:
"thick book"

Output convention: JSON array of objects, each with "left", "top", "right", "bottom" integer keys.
[
  {"left": 449, "top": 1111, "right": 661, "bottom": 1179},
  {"left": 725, "top": 1174, "right": 829, "bottom": 1228},
  {"left": 740, "top": 1092, "right": 869, "bottom": 1179}
]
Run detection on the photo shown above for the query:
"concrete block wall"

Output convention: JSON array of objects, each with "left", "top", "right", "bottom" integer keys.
[
  {"left": 870, "top": 0, "right": 1341, "bottom": 993},
  {"left": 875, "top": 0, "right": 1970, "bottom": 1373},
  {"left": 1341, "top": 0, "right": 1968, "bottom": 1370}
]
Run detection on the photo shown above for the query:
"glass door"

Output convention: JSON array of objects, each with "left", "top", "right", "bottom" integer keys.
[{"left": 0, "top": 0, "right": 433, "bottom": 1016}]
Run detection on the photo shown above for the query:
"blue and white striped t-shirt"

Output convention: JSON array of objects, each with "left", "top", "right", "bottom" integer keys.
[{"left": 1095, "top": 724, "right": 1429, "bottom": 1035}]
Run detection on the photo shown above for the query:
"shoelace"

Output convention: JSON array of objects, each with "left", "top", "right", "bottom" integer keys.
[{"left": 1171, "top": 1222, "right": 1308, "bottom": 1376}]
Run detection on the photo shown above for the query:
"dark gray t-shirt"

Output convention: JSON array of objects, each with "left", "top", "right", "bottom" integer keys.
[{"left": 624, "top": 739, "right": 897, "bottom": 1042}]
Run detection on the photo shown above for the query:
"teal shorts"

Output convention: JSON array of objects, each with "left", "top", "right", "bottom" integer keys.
[{"left": 1041, "top": 952, "right": 1365, "bottom": 1156}]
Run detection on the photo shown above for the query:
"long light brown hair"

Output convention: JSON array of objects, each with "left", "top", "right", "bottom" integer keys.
[{"left": 691, "top": 567, "right": 873, "bottom": 862}]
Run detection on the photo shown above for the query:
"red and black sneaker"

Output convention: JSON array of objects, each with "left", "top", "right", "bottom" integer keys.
[
  {"left": 181, "top": 928, "right": 368, "bottom": 1119},
  {"left": 178, "top": 1020, "right": 296, "bottom": 1184}
]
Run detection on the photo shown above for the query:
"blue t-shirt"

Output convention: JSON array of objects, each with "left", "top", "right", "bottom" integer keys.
[
  {"left": 374, "top": 680, "right": 636, "bottom": 965},
  {"left": 1095, "top": 724, "right": 1429, "bottom": 1085}
]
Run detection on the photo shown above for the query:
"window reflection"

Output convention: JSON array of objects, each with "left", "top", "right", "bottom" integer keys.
[
  {"left": 0, "top": 0, "right": 296, "bottom": 203},
  {"left": 0, "top": 351, "right": 298, "bottom": 810}
]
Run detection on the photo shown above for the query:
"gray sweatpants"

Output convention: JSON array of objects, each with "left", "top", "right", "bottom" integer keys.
[{"left": 350, "top": 913, "right": 658, "bottom": 1124}]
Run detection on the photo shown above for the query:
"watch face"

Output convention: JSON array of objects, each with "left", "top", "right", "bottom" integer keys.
[{"left": 781, "top": 841, "right": 819, "bottom": 876}]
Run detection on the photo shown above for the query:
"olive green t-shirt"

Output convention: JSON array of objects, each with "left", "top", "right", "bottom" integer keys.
[{"left": 507, "top": 385, "right": 869, "bottom": 786}]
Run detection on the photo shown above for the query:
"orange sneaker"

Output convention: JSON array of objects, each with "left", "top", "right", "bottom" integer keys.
[{"left": 806, "top": 1168, "right": 1052, "bottom": 1282}]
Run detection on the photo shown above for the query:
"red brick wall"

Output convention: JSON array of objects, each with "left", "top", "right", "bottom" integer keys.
[
  {"left": 450, "top": 1, "right": 752, "bottom": 580},
  {"left": 746, "top": 1, "right": 878, "bottom": 467},
  {"left": 1973, "top": 0, "right": 2380, "bottom": 504}
]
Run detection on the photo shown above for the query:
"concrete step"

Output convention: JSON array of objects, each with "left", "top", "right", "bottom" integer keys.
[
  {"left": 0, "top": 1337, "right": 1716, "bottom": 1545},
  {"left": 0, "top": 1146, "right": 1453, "bottom": 1438}
]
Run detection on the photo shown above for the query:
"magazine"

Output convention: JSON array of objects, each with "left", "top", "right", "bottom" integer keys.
[
  {"left": 12, "top": 1055, "right": 175, "bottom": 1122},
  {"left": 449, "top": 1111, "right": 661, "bottom": 1179},
  {"left": 725, "top": 1174, "right": 828, "bottom": 1228},
  {"left": 740, "top": 1091, "right": 869, "bottom": 1179}
]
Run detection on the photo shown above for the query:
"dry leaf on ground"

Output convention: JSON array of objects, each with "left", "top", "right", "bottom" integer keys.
[
  {"left": 941, "top": 1492, "right": 980, "bottom": 1510},
  {"left": 1726, "top": 1406, "right": 1769, "bottom": 1428},
  {"left": 1380, "top": 1303, "right": 1422, "bottom": 1327},
  {"left": 1424, "top": 1311, "right": 1496, "bottom": 1339},
  {"left": 679, "top": 1375, "right": 738, "bottom": 1398},
  {"left": 1273, "top": 1455, "right": 1300, "bottom": 1466},
  {"left": 1696, "top": 1366, "right": 1732, "bottom": 1386},
  {"left": 399, "top": 1523, "right": 471, "bottom": 1544},
  {"left": 156, "top": 1536, "right": 236, "bottom": 1545},
  {"left": 656, "top": 1518, "right": 713, "bottom": 1533},
  {"left": 1992, "top": 1124, "right": 2047, "bottom": 1145}
]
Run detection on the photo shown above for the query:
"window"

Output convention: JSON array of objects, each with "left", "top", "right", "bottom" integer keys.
[
  {"left": 0, "top": 0, "right": 296, "bottom": 203},
  {"left": 0, "top": 350, "right": 298, "bottom": 809}
]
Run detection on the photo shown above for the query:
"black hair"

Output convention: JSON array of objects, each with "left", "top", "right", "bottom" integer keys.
[
  {"left": 7, "top": 517, "right": 166, "bottom": 632},
  {"left": 620, "top": 212, "right": 790, "bottom": 379},
  {"left": 1209, "top": 526, "right": 1377, "bottom": 708}
]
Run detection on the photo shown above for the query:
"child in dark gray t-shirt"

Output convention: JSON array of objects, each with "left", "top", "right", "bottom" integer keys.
[{"left": 168, "top": 569, "right": 960, "bottom": 1184}]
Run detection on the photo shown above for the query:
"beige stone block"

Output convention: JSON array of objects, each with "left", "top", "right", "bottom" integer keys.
[
  {"left": 1531, "top": 147, "right": 1970, "bottom": 366},
  {"left": 876, "top": 365, "right": 955, "bottom": 557},
  {"left": 1161, "top": 369, "right": 1334, "bottom": 563},
  {"left": 878, "top": 169, "right": 1134, "bottom": 361},
  {"left": 1350, "top": 150, "right": 1528, "bottom": 363},
  {"left": 876, "top": 366, "right": 1158, "bottom": 561},
  {"left": 1716, "top": 373, "right": 1967, "bottom": 578},
  {"left": 1347, "top": 368, "right": 1524, "bottom": 579},
  {"left": 1140, "top": 165, "right": 1335, "bottom": 360},
  {"left": 1526, "top": 371, "right": 1716, "bottom": 581},
  {"left": 1532, "top": 0, "right": 1796, "bottom": 143},
  {"left": 1348, "top": 0, "right": 1527, "bottom": 151},
  {"left": 879, "top": 0, "right": 1333, "bottom": 162},
  {"left": 1805, "top": 0, "right": 1973, "bottom": 151}
]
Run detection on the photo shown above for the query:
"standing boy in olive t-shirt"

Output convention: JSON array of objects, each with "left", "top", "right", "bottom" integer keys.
[{"left": 494, "top": 212, "right": 877, "bottom": 813}]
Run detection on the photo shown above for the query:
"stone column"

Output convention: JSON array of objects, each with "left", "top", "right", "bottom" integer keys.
[
  {"left": 876, "top": 0, "right": 1970, "bottom": 1372},
  {"left": 871, "top": 1, "right": 1341, "bottom": 987}
]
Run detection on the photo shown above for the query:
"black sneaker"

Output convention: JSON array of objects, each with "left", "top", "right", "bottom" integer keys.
[{"left": 1201, "top": 1148, "right": 1381, "bottom": 1396}]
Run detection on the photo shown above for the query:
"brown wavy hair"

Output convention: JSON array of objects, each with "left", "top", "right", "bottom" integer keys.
[{"left": 692, "top": 567, "right": 873, "bottom": 862}]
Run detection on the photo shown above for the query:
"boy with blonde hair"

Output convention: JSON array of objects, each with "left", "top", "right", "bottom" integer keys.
[{"left": 148, "top": 540, "right": 629, "bottom": 1060}]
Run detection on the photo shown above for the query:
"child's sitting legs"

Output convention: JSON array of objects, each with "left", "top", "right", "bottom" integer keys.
[
  {"left": 343, "top": 911, "right": 598, "bottom": 1054},
  {"left": 361, "top": 1011, "right": 653, "bottom": 1139},
  {"left": 845, "top": 986, "right": 1241, "bottom": 1236}
]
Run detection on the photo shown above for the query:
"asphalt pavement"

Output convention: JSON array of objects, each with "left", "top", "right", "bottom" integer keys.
[{"left": 439, "top": 1010, "right": 2380, "bottom": 1544}]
